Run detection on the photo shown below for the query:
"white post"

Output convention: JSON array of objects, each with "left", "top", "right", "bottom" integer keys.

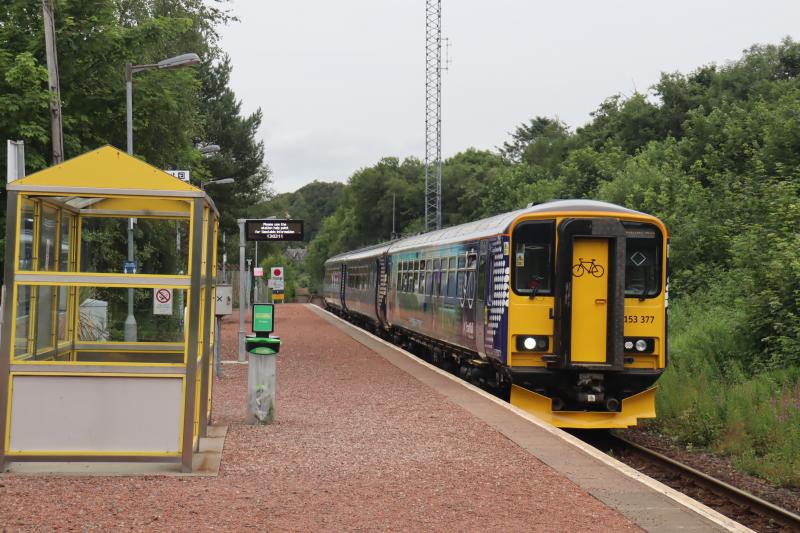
[
  {"left": 237, "top": 220, "right": 246, "bottom": 362},
  {"left": 6, "top": 140, "right": 25, "bottom": 183},
  {"left": 214, "top": 316, "right": 222, "bottom": 377},
  {"left": 247, "top": 351, "right": 276, "bottom": 424},
  {"left": 2, "top": 141, "right": 24, "bottom": 348}
]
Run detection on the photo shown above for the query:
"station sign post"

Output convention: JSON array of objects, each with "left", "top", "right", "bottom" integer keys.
[{"left": 236, "top": 218, "right": 304, "bottom": 362}]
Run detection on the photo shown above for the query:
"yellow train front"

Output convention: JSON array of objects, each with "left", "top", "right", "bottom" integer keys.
[
  {"left": 506, "top": 201, "right": 667, "bottom": 428},
  {"left": 323, "top": 199, "right": 668, "bottom": 429}
]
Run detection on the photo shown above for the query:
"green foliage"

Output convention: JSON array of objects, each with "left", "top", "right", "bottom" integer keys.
[
  {"left": 0, "top": 0, "right": 270, "bottom": 283},
  {"left": 655, "top": 297, "right": 800, "bottom": 486}
]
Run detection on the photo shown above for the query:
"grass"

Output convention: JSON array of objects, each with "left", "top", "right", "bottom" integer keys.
[{"left": 652, "top": 298, "right": 800, "bottom": 487}]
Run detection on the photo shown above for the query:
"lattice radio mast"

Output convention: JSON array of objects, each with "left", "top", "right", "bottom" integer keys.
[{"left": 424, "top": 0, "right": 445, "bottom": 231}]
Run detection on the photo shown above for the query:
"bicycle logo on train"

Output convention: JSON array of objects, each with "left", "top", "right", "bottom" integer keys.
[{"left": 572, "top": 258, "right": 604, "bottom": 278}]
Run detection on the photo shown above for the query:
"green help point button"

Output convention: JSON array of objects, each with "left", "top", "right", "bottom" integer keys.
[{"left": 252, "top": 303, "right": 274, "bottom": 334}]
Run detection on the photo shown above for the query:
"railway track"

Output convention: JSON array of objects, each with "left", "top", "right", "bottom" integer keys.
[{"left": 585, "top": 432, "right": 800, "bottom": 532}]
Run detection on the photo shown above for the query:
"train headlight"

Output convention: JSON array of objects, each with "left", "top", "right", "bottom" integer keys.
[
  {"left": 623, "top": 337, "right": 655, "bottom": 354},
  {"left": 523, "top": 337, "right": 537, "bottom": 350},
  {"left": 516, "top": 335, "right": 549, "bottom": 352}
]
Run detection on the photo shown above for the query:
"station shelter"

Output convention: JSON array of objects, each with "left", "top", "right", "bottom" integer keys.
[{"left": 0, "top": 146, "right": 219, "bottom": 472}]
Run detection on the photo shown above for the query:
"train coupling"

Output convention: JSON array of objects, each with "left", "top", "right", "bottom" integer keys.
[{"left": 576, "top": 373, "right": 619, "bottom": 412}]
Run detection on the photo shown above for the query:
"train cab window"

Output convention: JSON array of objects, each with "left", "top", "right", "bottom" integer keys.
[
  {"left": 512, "top": 220, "right": 555, "bottom": 296},
  {"left": 623, "top": 222, "right": 663, "bottom": 298}
]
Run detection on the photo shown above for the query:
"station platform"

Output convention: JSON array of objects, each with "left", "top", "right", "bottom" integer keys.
[{"left": 0, "top": 304, "right": 747, "bottom": 531}]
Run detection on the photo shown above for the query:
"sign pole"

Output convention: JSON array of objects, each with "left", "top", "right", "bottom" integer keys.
[{"left": 237, "top": 219, "right": 246, "bottom": 362}]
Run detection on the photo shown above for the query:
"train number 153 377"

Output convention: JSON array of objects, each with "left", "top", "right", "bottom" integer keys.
[{"left": 624, "top": 315, "right": 656, "bottom": 324}]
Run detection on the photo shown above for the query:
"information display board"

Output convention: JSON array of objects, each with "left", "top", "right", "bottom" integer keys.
[
  {"left": 252, "top": 303, "right": 274, "bottom": 334},
  {"left": 245, "top": 219, "right": 304, "bottom": 241}
]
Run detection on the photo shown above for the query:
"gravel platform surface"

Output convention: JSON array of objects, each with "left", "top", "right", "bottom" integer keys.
[{"left": 1, "top": 305, "right": 639, "bottom": 532}]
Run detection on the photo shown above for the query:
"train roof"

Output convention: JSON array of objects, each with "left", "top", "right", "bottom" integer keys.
[{"left": 325, "top": 199, "right": 649, "bottom": 264}]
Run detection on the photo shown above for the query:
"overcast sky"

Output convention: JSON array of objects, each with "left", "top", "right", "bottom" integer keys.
[{"left": 219, "top": 1, "right": 800, "bottom": 193}]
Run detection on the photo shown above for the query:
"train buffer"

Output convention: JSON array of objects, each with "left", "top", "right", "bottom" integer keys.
[{"left": 1, "top": 302, "right": 749, "bottom": 531}]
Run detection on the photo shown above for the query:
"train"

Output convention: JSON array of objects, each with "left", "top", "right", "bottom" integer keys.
[{"left": 322, "top": 199, "right": 668, "bottom": 429}]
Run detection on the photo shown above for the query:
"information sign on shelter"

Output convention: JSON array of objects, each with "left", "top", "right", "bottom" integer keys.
[
  {"left": 165, "top": 170, "right": 191, "bottom": 182},
  {"left": 245, "top": 219, "right": 303, "bottom": 241},
  {"left": 153, "top": 288, "right": 173, "bottom": 315}
]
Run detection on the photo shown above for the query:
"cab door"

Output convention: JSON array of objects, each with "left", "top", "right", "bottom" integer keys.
[
  {"left": 570, "top": 238, "right": 609, "bottom": 364},
  {"left": 553, "top": 218, "right": 626, "bottom": 370}
]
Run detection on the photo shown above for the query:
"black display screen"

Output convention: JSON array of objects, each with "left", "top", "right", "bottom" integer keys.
[{"left": 245, "top": 219, "right": 304, "bottom": 241}]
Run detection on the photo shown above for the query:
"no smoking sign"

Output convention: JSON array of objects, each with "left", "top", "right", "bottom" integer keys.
[{"left": 153, "top": 287, "right": 174, "bottom": 315}]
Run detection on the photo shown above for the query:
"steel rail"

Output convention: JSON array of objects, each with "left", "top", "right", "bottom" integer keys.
[{"left": 611, "top": 435, "right": 800, "bottom": 531}]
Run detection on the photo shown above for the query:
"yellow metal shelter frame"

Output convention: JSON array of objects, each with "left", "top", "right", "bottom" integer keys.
[{"left": 0, "top": 147, "right": 219, "bottom": 472}]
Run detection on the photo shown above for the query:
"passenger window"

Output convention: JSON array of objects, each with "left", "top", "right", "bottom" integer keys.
[
  {"left": 446, "top": 271, "right": 457, "bottom": 299},
  {"left": 512, "top": 220, "right": 555, "bottom": 296}
]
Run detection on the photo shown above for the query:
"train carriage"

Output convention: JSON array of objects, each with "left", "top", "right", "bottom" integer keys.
[{"left": 323, "top": 199, "right": 668, "bottom": 429}]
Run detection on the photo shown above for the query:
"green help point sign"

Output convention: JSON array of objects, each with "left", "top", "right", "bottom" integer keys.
[{"left": 252, "top": 303, "right": 274, "bottom": 334}]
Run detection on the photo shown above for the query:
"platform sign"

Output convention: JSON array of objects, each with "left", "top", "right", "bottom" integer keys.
[
  {"left": 268, "top": 278, "right": 285, "bottom": 291},
  {"left": 252, "top": 303, "right": 274, "bottom": 334},
  {"left": 271, "top": 266, "right": 284, "bottom": 279},
  {"left": 254, "top": 267, "right": 264, "bottom": 277},
  {"left": 165, "top": 170, "right": 191, "bottom": 183},
  {"left": 245, "top": 219, "right": 304, "bottom": 242},
  {"left": 153, "top": 288, "right": 173, "bottom": 315}
]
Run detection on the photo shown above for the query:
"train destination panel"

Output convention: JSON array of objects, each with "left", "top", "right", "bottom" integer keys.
[{"left": 246, "top": 219, "right": 304, "bottom": 241}]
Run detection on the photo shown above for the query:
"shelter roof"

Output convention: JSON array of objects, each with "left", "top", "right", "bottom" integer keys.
[{"left": 7, "top": 145, "right": 202, "bottom": 197}]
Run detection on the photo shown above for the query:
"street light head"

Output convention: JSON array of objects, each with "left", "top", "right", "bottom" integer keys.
[
  {"left": 199, "top": 144, "right": 221, "bottom": 155},
  {"left": 158, "top": 53, "right": 201, "bottom": 70},
  {"left": 201, "top": 177, "right": 235, "bottom": 191}
]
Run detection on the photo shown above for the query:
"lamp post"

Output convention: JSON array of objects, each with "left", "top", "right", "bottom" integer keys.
[{"left": 124, "top": 53, "right": 201, "bottom": 342}]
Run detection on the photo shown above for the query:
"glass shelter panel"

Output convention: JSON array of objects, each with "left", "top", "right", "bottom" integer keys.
[
  {"left": 76, "top": 287, "right": 187, "bottom": 343},
  {"left": 39, "top": 205, "right": 58, "bottom": 271},
  {"left": 18, "top": 199, "right": 34, "bottom": 271},
  {"left": 80, "top": 217, "right": 190, "bottom": 275}
]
